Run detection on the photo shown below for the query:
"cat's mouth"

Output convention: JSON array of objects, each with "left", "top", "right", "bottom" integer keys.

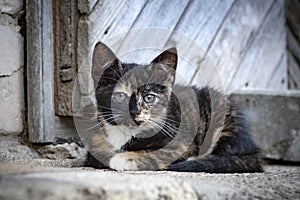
[
  {"left": 131, "top": 115, "right": 144, "bottom": 126},
  {"left": 133, "top": 119, "right": 143, "bottom": 126},
  {"left": 131, "top": 114, "right": 149, "bottom": 126}
]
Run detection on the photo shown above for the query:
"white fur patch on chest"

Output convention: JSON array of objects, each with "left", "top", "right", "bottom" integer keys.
[{"left": 105, "top": 123, "right": 140, "bottom": 150}]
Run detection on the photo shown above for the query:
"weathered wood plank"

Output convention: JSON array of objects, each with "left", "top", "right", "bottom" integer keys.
[
  {"left": 166, "top": 0, "right": 235, "bottom": 85},
  {"left": 27, "top": 0, "right": 55, "bottom": 143},
  {"left": 170, "top": 0, "right": 234, "bottom": 51},
  {"left": 287, "top": 0, "right": 300, "bottom": 90},
  {"left": 130, "top": 0, "right": 190, "bottom": 29},
  {"left": 53, "top": 0, "right": 79, "bottom": 116},
  {"left": 77, "top": 0, "right": 127, "bottom": 98},
  {"left": 266, "top": 54, "right": 287, "bottom": 90},
  {"left": 78, "top": 0, "right": 98, "bottom": 14},
  {"left": 229, "top": 0, "right": 287, "bottom": 92},
  {"left": 287, "top": 0, "right": 300, "bottom": 43},
  {"left": 55, "top": 117, "right": 78, "bottom": 139},
  {"left": 287, "top": 27, "right": 300, "bottom": 70},
  {"left": 287, "top": 29, "right": 300, "bottom": 66},
  {"left": 85, "top": 0, "right": 127, "bottom": 47},
  {"left": 115, "top": 0, "right": 191, "bottom": 63},
  {"left": 100, "top": 0, "right": 148, "bottom": 41},
  {"left": 288, "top": 51, "right": 300, "bottom": 89},
  {"left": 190, "top": 0, "right": 274, "bottom": 90}
]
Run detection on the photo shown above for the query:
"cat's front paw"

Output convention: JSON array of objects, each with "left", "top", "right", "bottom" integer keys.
[
  {"left": 109, "top": 152, "right": 158, "bottom": 171},
  {"left": 109, "top": 152, "right": 140, "bottom": 171}
]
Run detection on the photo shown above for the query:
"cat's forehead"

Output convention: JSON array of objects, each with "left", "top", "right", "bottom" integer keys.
[
  {"left": 113, "top": 78, "right": 156, "bottom": 96},
  {"left": 113, "top": 80, "right": 133, "bottom": 96},
  {"left": 113, "top": 64, "right": 170, "bottom": 94}
]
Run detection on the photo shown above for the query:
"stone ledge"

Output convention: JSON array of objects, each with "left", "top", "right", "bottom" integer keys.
[
  {"left": 232, "top": 90, "right": 300, "bottom": 162},
  {"left": 0, "top": 163, "right": 299, "bottom": 200},
  {"left": 0, "top": 0, "right": 23, "bottom": 15},
  {"left": 0, "top": 136, "right": 87, "bottom": 167}
]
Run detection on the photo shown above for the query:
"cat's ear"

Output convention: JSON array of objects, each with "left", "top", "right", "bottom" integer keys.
[
  {"left": 150, "top": 48, "right": 178, "bottom": 87},
  {"left": 92, "top": 42, "right": 122, "bottom": 87},
  {"left": 150, "top": 47, "right": 178, "bottom": 70}
]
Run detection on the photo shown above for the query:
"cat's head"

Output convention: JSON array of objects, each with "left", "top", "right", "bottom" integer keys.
[{"left": 93, "top": 42, "right": 177, "bottom": 133}]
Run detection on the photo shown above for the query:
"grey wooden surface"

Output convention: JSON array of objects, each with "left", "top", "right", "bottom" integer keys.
[
  {"left": 229, "top": 0, "right": 286, "bottom": 92},
  {"left": 77, "top": 0, "right": 288, "bottom": 101},
  {"left": 27, "top": 0, "right": 55, "bottom": 142},
  {"left": 287, "top": 0, "right": 300, "bottom": 90},
  {"left": 53, "top": 0, "right": 79, "bottom": 116}
]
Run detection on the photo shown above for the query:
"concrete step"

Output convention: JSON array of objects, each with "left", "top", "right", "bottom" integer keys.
[
  {"left": 232, "top": 90, "right": 300, "bottom": 162},
  {"left": 0, "top": 163, "right": 299, "bottom": 200}
]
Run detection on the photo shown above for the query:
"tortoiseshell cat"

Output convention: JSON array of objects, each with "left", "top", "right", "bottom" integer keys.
[{"left": 88, "top": 42, "right": 263, "bottom": 173}]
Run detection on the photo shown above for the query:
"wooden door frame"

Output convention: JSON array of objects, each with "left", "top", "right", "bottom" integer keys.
[
  {"left": 26, "top": 0, "right": 55, "bottom": 143},
  {"left": 26, "top": 0, "right": 81, "bottom": 143}
]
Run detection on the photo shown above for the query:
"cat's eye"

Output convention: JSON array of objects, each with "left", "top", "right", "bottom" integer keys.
[
  {"left": 113, "top": 92, "right": 127, "bottom": 102},
  {"left": 144, "top": 94, "right": 156, "bottom": 103}
]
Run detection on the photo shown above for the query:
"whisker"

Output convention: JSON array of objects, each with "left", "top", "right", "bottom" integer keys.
[
  {"left": 98, "top": 115, "right": 122, "bottom": 121},
  {"left": 100, "top": 112, "right": 124, "bottom": 116},
  {"left": 151, "top": 116, "right": 188, "bottom": 136},
  {"left": 106, "top": 64, "right": 127, "bottom": 83},
  {"left": 146, "top": 68, "right": 157, "bottom": 86},
  {"left": 99, "top": 76, "right": 121, "bottom": 83},
  {"left": 148, "top": 120, "right": 177, "bottom": 139},
  {"left": 151, "top": 124, "right": 175, "bottom": 139},
  {"left": 97, "top": 105, "right": 121, "bottom": 112},
  {"left": 150, "top": 114, "right": 189, "bottom": 126},
  {"left": 78, "top": 122, "right": 102, "bottom": 131}
]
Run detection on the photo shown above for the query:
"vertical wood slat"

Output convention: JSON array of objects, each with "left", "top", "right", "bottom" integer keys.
[
  {"left": 167, "top": 0, "right": 235, "bottom": 85},
  {"left": 27, "top": 0, "right": 55, "bottom": 143},
  {"left": 228, "top": 0, "right": 287, "bottom": 92},
  {"left": 190, "top": 0, "right": 275, "bottom": 90},
  {"left": 287, "top": 0, "right": 300, "bottom": 90},
  {"left": 115, "top": 0, "right": 191, "bottom": 61},
  {"left": 78, "top": 0, "right": 98, "bottom": 14},
  {"left": 53, "top": 0, "right": 78, "bottom": 116}
]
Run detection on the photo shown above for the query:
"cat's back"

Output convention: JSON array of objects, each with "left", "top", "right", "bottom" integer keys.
[{"left": 173, "top": 84, "right": 225, "bottom": 111}]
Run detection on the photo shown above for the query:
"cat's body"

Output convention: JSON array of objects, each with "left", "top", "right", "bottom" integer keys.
[{"left": 87, "top": 42, "right": 263, "bottom": 173}]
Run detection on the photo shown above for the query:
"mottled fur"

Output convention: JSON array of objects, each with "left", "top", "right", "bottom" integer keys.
[{"left": 88, "top": 42, "right": 263, "bottom": 173}]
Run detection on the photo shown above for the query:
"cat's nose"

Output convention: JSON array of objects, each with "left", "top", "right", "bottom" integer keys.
[
  {"left": 129, "top": 108, "right": 141, "bottom": 117},
  {"left": 129, "top": 108, "right": 142, "bottom": 125}
]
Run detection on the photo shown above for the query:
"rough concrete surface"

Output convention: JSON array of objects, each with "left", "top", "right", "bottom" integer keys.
[
  {"left": 0, "top": 0, "right": 23, "bottom": 15},
  {"left": 0, "top": 162, "right": 299, "bottom": 200},
  {"left": 0, "top": 13, "right": 19, "bottom": 28},
  {"left": 233, "top": 90, "right": 300, "bottom": 162},
  {"left": 36, "top": 142, "right": 87, "bottom": 160},
  {"left": 0, "top": 136, "right": 39, "bottom": 161},
  {"left": 0, "top": 136, "right": 87, "bottom": 167},
  {"left": 0, "top": 137, "right": 299, "bottom": 199}
]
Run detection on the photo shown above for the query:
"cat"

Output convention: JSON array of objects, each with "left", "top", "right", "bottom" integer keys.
[{"left": 87, "top": 42, "right": 263, "bottom": 173}]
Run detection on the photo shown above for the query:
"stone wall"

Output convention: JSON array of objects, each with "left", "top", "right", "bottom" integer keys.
[
  {"left": 232, "top": 90, "right": 300, "bottom": 162},
  {"left": 0, "top": 0, "right": 25, "bottom": 135}
]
